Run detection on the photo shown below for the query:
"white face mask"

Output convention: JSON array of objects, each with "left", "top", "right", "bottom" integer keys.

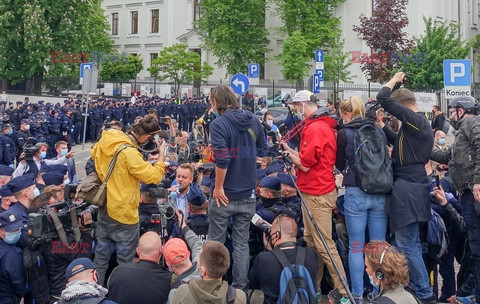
[
  {"left": 299, "top": 103, "right": 305, "bottom": 118},
  {"left": 24, "top": 125, "right": 30, "bottom": 130},
  {"left": 266, "top": 119, "right": 273, "bottom": 126}
]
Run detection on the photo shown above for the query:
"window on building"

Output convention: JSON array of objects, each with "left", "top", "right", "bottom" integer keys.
[
  {"left": 194, "top": 0, "right": 202, "bottom": 24},
  {"left": 372, "top": 0, "right": 380, "bottom": 13},
  {"left": 131, "top": 11, "right": 138, "bottom": 34},
  {"left": 151, "top": 9, "right": 159, "bottom": 33},
  {"left": 112, "top": 13, "right": 119, "bottom": 35},
  {"left": 131, "top": 53, "right": 138, "bottom": 57},
  {"left": 150, "top": 53, "right": 158, "bottom": 66}
]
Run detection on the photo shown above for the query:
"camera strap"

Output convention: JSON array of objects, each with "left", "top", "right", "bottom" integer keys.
[{"left": 48, "top": 208, "right": 81, "bottom": 250}]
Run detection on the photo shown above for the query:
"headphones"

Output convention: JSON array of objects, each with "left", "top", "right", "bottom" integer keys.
[{"left": 375, "top": 245, "right": 390, "bottom": 280}]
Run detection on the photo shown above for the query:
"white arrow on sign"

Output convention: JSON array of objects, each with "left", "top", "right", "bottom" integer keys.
[{"left": 233, "top": 78, "right": 245, "bottom": 92}]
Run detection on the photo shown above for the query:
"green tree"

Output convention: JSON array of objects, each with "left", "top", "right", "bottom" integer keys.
[
  {"left": 148, "top": 44, "right": 213, "bottom": 96},
  {"left": 277, "top": 31, "right": 310, "bottom": 85},
  {"left": 324, "top": 36, "right": 354, "bottom": 83},
  {"left": 100, "top": 54, "right": 144, "bottom": 84},
  {"left": 273, "top": 0, "right": 346, "bottom": 87},
  {"left": 0, "top": 0, "right": 112, "bottom": 94},
  {"left": 196, "top": 0, "right": 270, "bottom": 75},
  {"left": 392, "top": 17, "right": 473, "bottom": 91}
]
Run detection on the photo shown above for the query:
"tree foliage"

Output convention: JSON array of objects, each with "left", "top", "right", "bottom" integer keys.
[
  {"left": 148, "top": 44, "right": 213, "bottom": 96},
  {"left": 277, "top": 31, "right": 310, "bottom": 85},
  {"left": 0, "top": 0, "right": 112, "bottom": 94},
  {"left": 391, "top": 17, "right": 473, "bottom": 91},
  {"left": 196, "top": 0, "right": 270, "bottom": 75},
  {"left": 353, "top": 0, "right": 413, "bottom": 82},
  {"left": 273, "top": 0, "right": 345, "bottom": 85},
  {"left": 324, "top": 36, "right": 354, "bottom": 83},
  {"left": 100, "top": 55, "right": 144, "bottom": 84}
]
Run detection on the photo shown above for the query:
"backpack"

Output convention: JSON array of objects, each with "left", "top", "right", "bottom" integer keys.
[
  {"left": 23, "top": 247, "right": 51, "bottom": 304},
  {"left": 347, "top": 122, "right": 393, "bottom": 194},
  {"left": 426, "top": 208, "right": 448, "bottom": 260},
  {"left": 442, "top": 118, "right": 451, "bottom": 134},
  {"left": 271, "top": 246, "right": 316, "bottom": 304}
]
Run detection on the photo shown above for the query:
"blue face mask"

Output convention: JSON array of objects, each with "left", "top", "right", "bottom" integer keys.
[
  {"left": 39, "top": 151, "right": 47, "bottom": 159},
  {"left": 5, "top": 230, "right": 22, "bottom": 245},
  {"left": 63, "top": 179, "right": 70, "bottom": 186},
  {"left": 60, "top": 149, "right": 68, "bottom": 157},
  {"left": 6, "top": 130, "right": 12, "bottom": 135},
  {"left": 437, "top": 138, "right": 446, "bottom": 145},
  {"left": 33, "top": 188, "right": 40, "bottom": 197},
  {"left": 212, "top": 110, "right": 219, "bottom": 118}
]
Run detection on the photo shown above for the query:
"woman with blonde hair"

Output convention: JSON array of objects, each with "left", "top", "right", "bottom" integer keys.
[
  {"left": 335, "top": 96, "right": 388, "bottom": 303},
  {"left": 365, "top": 241, "right": 420, "bottom": 303}
]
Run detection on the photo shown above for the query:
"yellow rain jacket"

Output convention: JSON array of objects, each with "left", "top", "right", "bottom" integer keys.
[{"left": 91, "top": 129, "right": 165, "bottom": 224}]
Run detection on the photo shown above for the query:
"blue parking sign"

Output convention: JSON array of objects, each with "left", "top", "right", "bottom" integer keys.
[
  {"left": 313, "top": 74, "right": 320, "bottom": 94},
  {"left": 248, "top": 63, "right": 260, "bottom": 78},
  {"left": 444, "top": 60, "right": 471, "bottom": 86}
]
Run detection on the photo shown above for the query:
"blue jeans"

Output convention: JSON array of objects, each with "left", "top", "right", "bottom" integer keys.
[
  {"left": 459, "top": 190, "right": 480, "bottom": 302},
  {"left": 208, "top": 197, "right": 255, "bottom": 291},
  {"left": 395, "top": 222, "right": 433, "bottom": 299},
  {"left": 344, "top": 187, "right": 387, "bottom": 296}
]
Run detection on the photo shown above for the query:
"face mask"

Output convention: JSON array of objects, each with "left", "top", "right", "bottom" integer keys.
[
  {"left": 6, "top": 130, "right": 12, "bottom": 135},
  {"left": 369, "top": 275, "right": 379, "bottom": 289},
  {"left": 212, "top": 110, "right": 219, "bottom": 118},
  {"left": 33, "top": 187, "right": 40, "bottom": 197},
  {"left": 267, "top": 120, "right": 273, "bottom": 126},
  {"left": 299, "top": 104, "right": 305, "bottom": 118},
  {"left": 39, "top": 151, "right": 47, "bottom": 159},
  {"left": 5, "top": 230, "right": 22, "bottom": 245},
  {"left": 149, "top": 160, "right": 157, "bottom": 165},
  {"left": 437, "top": 138, "right": 446, "bottom": 145},
  {"left": 24, "top": 125, "right": 30, "bottom": 130},
  {"left": 64, "top": 179, "right": 70, "bottom": 185},
  {"left": 60, "top": 148, "right": 68, "bottom": 157},
  {"left": 450, "top": 119, "right": 459, "bottom": 130}
]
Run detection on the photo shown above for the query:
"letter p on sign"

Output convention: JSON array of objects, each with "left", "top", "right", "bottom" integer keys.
[{"left": 444, "top": 60, "right": 471, "bottom": 87}]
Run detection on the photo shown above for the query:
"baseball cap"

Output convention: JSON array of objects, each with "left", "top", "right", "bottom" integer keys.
[
  {"left": 277, "top": 173, "right": 296, "bottom": 189},
  {"left": 292, "top": 90, "right": 318, "bottom": 103},
  {"left": 260, "top": 176, "right": 281, "bottom": 191},
  {"left": 66, "top": 258, "right": 96, "bottom": 281},
  {"left": 164, "top": 238, "right": 190, "bottom": 265},
  {"left": 0, "top": 203, "right": 26, "bottom": 232}
]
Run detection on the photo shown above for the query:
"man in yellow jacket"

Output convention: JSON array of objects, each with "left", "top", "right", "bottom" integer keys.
[{"left": 91, "top": 115, "right": 167, "bottom": 286}]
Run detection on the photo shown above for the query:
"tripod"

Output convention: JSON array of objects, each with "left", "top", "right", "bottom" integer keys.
[{"left": 282, "top": 154, "right": 355, "bottom": 304}]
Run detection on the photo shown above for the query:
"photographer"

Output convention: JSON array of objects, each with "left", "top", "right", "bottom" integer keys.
[
  {"left": 13, "top": 142, "right": 74, "bottom": 178},
  {"left": 91, "top": 115, "right": 167, "bottom": 286}
]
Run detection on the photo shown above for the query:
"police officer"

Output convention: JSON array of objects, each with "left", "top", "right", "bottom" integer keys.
[
  {"left": 47, "top": 110, "right": 60, "bottom": 157},
  {"left": 179, "top": 99, "right": 188, "bottom": 131},
  {"left": 12, "top": 101, "right": 22, "bottom": 129},
  {"left": 15, "top": 119, "right": 30, "bottom": 162},
  {"left": 430, "top": 96, "right": 480, "bottom": 303},
  {"left": 61, "top": 108, "right": 74, "bottom": 147},
  {"left": 184, "top": 185, "right": 209, "bottom": 242},
  {"left": 72, "top": 101, "right": 83, "bottom": 145},
  {"left": 125, "top": 103, "right": 136, "bottom": 127},
  {"left": 0, "top": 203, "right": 27, "bottom": 303},
  {"left": 1, "top": 124, "right": 15, "bottom": 168},
  {"left": 187, "top": 98, "right": 194, "bottom": 132}
]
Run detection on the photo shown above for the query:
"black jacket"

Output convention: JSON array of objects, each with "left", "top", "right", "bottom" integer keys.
[
  {"left": 107, "top": 260, "right": 172, "bottom": 304},
  {"left": 432, "top": 113, "right": 445, "bottom": 132}
]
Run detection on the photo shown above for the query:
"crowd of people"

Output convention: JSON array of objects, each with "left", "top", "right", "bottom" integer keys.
[{"left": 0, "top": 71, "right": 479, "bottom": 304}]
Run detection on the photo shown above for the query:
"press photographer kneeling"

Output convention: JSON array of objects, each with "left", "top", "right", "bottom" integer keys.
[{"left": 27, "top": 191, "right": 97, "bottom": 303}]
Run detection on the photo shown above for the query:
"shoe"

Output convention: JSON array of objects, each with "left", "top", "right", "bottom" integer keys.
[
  {"left": 419, "top": 295, "right": 437, "bottom": 304},
  {"left": 456, "top": 295, "right": 476, "bottom": 304},
  {"left": 353, "top": 295, "right": 363, "bottom": 304}
]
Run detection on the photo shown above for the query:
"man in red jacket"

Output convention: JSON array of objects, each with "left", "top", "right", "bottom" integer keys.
[{"left": 281, "top": 90, "right": 347, "bottom": 295}]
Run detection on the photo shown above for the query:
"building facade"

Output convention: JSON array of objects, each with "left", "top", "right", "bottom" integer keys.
[{"left": 101, "top": 0, "right": 480, "bottom": 88}]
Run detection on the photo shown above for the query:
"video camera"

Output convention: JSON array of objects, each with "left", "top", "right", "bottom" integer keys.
[
  {"left": 23, "top": 137, "right": 39, "bottom": 161},
  {"left": 28, "top": 200, "right": 98, "bottom": 244},
  {"left": 188, "top": 141, "right": 202, "bottom": 163},
  {"left": 147, "top": 185, "right": 169, "bottom": 199}
]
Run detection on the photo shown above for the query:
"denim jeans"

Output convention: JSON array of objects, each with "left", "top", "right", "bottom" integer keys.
[
  {"left": 208, "top": 197, "right": 255, "bottom": 291},
  {"left": 94, "top": 211, "right": 139, "bottom": 286},
  {"left": 395, "top": 222, "right": 433, "bottom": 299},
  {"left": 344, "top": 186, "right": 387, "bottom": 297},
  {"left": 459, "top": 190, "right": 480, "bottom": 302}
]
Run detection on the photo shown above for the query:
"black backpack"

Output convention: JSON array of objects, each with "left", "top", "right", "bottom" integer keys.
[
  {"left": 346, "top": 122, "right": 393, "bottom": 194},
  {"left": 23, "top": 247, "right": 51, "bottom": 304}
]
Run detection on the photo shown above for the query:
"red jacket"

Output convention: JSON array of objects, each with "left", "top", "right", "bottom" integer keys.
[{"left": 297, "top": 115, "right": 337, "bottom": 195}]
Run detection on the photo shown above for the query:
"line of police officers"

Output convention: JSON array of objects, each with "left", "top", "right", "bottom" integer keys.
[{"left": 0, "top": 95, "right": 209, "bottom": 167}]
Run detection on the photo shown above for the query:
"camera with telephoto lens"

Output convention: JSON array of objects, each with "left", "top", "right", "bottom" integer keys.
[
  {"left": 27, "top": 200, "right": 98, "bottom": 244},
  {"left": 23, "top": 137, "right": 39, "bottom": 161},
  {"left": 147, "top": 185, "right": 169, "bottom": 198},
  {"left": 188, "top": 141, "right": 202, "bottom": 163}
]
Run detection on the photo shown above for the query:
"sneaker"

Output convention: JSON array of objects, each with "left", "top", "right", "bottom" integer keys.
[
  {"left": 456, "top": 295, "right": 476, "bottom": 304},
  {"left": 353, "top": 295, "right": 364, "bottom": 304}
]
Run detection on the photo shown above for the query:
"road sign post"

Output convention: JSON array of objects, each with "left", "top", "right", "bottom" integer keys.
[
  {"left": 444, "top": 59, "right": 471, "bottom": 99},
  {"left": 81, "top": 68, "right": 98, "bottom": 150}
]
